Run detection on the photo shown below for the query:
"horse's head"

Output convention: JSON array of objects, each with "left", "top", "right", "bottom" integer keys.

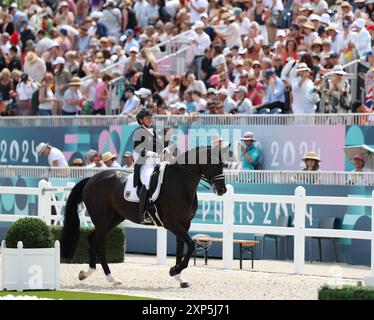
[{"left": 203, "top": 144, "right": 230, "bottom": 196}]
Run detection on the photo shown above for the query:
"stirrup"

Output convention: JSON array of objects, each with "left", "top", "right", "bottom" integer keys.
[{"left": 140, "top": 212, "right": 152, "bottom": 224}]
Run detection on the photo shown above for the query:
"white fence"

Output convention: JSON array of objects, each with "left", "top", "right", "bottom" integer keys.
[
  {"left": 0, "top": 182, "right": 374, "bottom": 283},
  {"left": 0, "top": 113, "right": 373, "bottom": 127},
  {"left": 1, "top": 166, "right": 374, "bottom": 186}
]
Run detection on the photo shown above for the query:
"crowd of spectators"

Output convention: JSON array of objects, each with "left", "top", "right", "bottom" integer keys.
[{"left": 0, "top": 0, "right": 372, "bottom": 117}]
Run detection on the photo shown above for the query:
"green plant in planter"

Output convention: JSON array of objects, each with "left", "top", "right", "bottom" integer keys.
[{"left": 5, "top": 217, "right": 53, "bottom": 248}]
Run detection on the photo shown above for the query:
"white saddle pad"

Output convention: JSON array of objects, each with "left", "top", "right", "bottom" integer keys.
[{"left": 124, "top": 161, "right": 168, "bottom": 203}]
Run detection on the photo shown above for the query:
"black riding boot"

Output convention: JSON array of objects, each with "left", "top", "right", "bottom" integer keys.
[{"left": 139, "top": 185, "right": 151, "bottom": 224}]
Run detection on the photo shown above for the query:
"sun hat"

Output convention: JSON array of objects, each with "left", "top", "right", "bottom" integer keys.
[
  {"left": 123, "top": 151, "right": 133, "bottom": 157},
  {"left": 302, "top": 22, "right": 315, "bottom": 30},
  {"left": 217, "top": 88, "right": 229, "bottom": 96},
  {"left": 240, "top": 131, "right": 256, "bottom": 141},
  {"left": 52, "top": 56, "right": 66, "bottom": 65},
  {"left": 296, "top": 62, "right": 311, "bottom": 72},
  {"left": 207, "top": 87, "right": 217, "bottom": 94},
  {"left": 352, "top": 18, "right": 366, "bottom": 29},
  {"left": 320, "top": 13, "right": 330, "bottom": 25},
  {"left": 340, "top": 1, "right": 351, "bottom": 7},
  {"left": 192, "top": 21, "right": 204, "bottom": 29},
  {"left": 309, "top": 14, "right": 321, "bottom": 22},
  {"left": 36, "top": 142, "right": 50, "bottom": 155},
  {"left": 302, "top": 151, "right": 321, "bottom": 162},
  {"left": 276, "top": 29, "right": 286, "bottom": 37},
  {"left": 102, "top": 151, "right": 116, "bottom": 163},
  {"left": 135, "top": 88, "right": 152, "bottom": 98},
  {"left": 353, "top": 154, "right": 365, "bottom": 161},
  {"left": 312, "top": 37, "right": 323, "bottom": 46},
  {"left": 234, "top": 86, "right": 248, "bottom": 95},
  {"left": 25, "top": 52, "right": 37, "bottom": 64},
  {"left": 129, "top": 46, "right": 139, "bottom": 53},
  {"left": 332, "top": 64, "right": 347, "bottom": 75},
  {"left": 69, "top": 76, "right": 81, "bottom": 86},
  {"left": 238, "top": 47, "right": 247, "bottom": 55}
]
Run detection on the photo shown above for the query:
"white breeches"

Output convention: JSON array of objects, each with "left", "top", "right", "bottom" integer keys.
[{"left": 140, "top": 163, "right": 157, "bottom": 190}]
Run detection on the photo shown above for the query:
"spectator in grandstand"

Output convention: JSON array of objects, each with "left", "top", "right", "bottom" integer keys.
[
  {"left": 291, "top": 63, "right": 319, "bottom": 114},
  {"left": 190, "top": 20, "right": 211, "bottom": 80},
  {"left": 260, "top": 69, "right": 285, "bottom": 111},
  {"left": 53, "top": 56, "right": 72, "bottom": 115},
  {"left": 211, "top": 44, "right": 228, "bottom": 75},
  {"left": 238, "top": 131, "right": 261, "bottom": 170},
  {"left": 302, "top": 151, "right": 321, "bottom": 172},
  {"left": 16, "top": 73, "right": 38, "bottom": 116},
  {"left": 247, "top": 72, "right": 263, "bottom": 107},
  {"left": 140, "top": 47, "right": 160, "bottom": 92},
  {"left": 93, "top": 73, "right": 112, "bottom": 115},
  {"left": 92, "top": 151, "right": 107, "bottom": 168},
  {"left": 102, "top": 151, "right": 121, "bottom": 168},
  {"left": 217, "top": 88, "right": 236, "bottom": 113},
  {"left": 0, "top": 68, "right": 14, "bottom": 116},
  {"left": 123, "top": 151, "right": 134, "bottom": 169},
  {"left": 351, "top": 18, "right": 372, "bottom": 58},
  {"left": 234, "top": 86, "right": 256, "bottom": 114},
  {"left": 38, "top": 72, "right": 55, "bottom": 116},
  {"left": 325, "top": 65, "right": 351, "bottom": 113},
  {"left": 23, "top": 51, "right": 46, "bottom": 84},
  {"left": 62, "top": 76, "right": 83, "bottom": 115},
  {"left": 102, "top": 0, "right": 122, "bottom": 42},
  {"left": 7, "top": 45, "right": 21, "bottom": 71},
  {"left": 120, "top": 86, "right": 140, "bottom": 115},
  {"left": 72, "top": 158, "right": 84, "bottom": 167},
  {"left": 36, "top": 142, "right": 68, "bottom": 167},
  {"left": 85, "top": 149, "right": 97, "bottom": 168}
]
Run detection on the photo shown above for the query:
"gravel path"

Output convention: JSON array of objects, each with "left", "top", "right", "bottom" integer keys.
[{"left": 59, "top": 254, "right": 363, "bottom": 300}]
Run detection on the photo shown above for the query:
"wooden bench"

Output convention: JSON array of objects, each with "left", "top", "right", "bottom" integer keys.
[{"left": 193, "top": 236, "right": 260, "bottom": 269}]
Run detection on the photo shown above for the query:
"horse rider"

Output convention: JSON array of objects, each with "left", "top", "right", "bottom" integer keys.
[{"left": 133, "top": 108, "right": 165, "bottom": 224}]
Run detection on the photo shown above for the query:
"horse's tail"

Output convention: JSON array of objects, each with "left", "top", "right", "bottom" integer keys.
[{"left": 60, "top": 177, "right": 90, "bottom": 259}]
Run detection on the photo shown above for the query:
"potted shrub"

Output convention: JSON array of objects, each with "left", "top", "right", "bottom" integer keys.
[{"left": 1, "top": 217, "right": 60, "bottom": 292}]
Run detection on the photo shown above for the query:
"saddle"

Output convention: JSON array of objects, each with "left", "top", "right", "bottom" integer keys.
[{"left": 124, "top": 162, "right": 168, "bottom": 226}]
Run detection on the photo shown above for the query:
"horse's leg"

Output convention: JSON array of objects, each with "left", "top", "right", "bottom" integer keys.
[
  {"left": 168, "top": 221, "right": 194, "bottom": 288},
  {"left": 78, "top": 231, "right": 97, "bottom": 281},
  {"left": 97, "top": 213, "right": 124, "bottom": 286},
  {"left": 176, "top": 238, "right": 184, "bottom": 265}
]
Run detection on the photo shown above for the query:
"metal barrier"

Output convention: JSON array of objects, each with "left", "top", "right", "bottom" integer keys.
[
  {"left": 0, "top": 113, "right": 373, "bottom": 127},
  {"left": 0, "top": 166, "right": 373, "bottom": 186}
]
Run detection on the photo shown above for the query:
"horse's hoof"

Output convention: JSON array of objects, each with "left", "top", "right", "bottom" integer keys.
[
  {"left": 113, "top": 280, "right": 122, "bottom": 286},
  {"left": 180, "top": 281, "right": 189, "bottom": 288},
  {"left": 169, "top": 266, "right": 177, "bottom": 277},
  {"left": 78, "top": 270, "right": 86, "bottom": 281}
]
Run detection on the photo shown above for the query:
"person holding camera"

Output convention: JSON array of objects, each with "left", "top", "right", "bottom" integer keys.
[
  {"left": 325, "top": 65, "right": 351, "bottom": 113},
  {"left": 291, "top": 63, "right": 319, "bottom": 114},
  {"left": 16, "top": 73, "right": 38, "bottom": 115}
]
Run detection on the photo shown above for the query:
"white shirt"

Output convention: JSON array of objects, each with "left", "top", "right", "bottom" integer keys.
[
  {"left": 263, "top": 0, "right": 284, "bottom": 11},
  {"left": 291, "top": 77, "right": 316, "bottom": 114},
  {"left": 354, "top": 28, "right": 371, "bottom": 58},
  {"left": 1, "top": 42, "right": 11, "bottom": 56},
  {"left": 121, "top": 95, "right": 140, "bottom": 114},
  {"left": 236, "top": 98, "right": 255, "bottom": 114},
  {"left": 107, "top": 160, "right": 121, "bottom": 168},
  {"left": 134, "top": 0, "right": 150, "bottom": 27},
  {"left": 48, "top": 147, "right": 68, "bottom": 167},
  {"left": 192, "top": 31, "right": 211, "bottom": 56},
  {"left": 239, "top": 17, "right": 251, "bottom": 37},
  {"left": 225, "top": 22, "right": 242, "bottom": 49},
  {"left": 189, "top": 0, "right": 208, "bottom": 23}
]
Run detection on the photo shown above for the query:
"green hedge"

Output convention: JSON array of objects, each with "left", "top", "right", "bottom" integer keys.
[
  {"left": 319, "top": 285, "right": 374, "bottom": 300},
  {"left": 5, "top": 217, "right": 53, "bottom": 248},
  {"left": 50, "top": 226, "right": 125, "bottom": 264}
]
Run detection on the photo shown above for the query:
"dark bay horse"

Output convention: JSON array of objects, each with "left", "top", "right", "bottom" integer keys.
[{"left": 60, "top": 145, "right": 229, "bottom": 288}]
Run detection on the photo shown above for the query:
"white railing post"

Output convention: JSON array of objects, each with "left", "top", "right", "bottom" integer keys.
[
  {"left": 223, "top": 184, "right": 235, "bottom": 269},
  {"left": 156, "top": 228, "right": 167, "bottom": 265},
  {"left": 364, "top": 190, "right": 374, "bottom": 286},
  {"left": 38, "top": 179, "right": 52, "bottom": 225},
  {"left": 293, "top": 186, "right": 306, "bottom": 274}
]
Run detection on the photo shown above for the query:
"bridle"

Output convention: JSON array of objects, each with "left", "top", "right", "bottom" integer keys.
[{"left": 176, "top": 157, "right": 225, "bottom": 191}]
